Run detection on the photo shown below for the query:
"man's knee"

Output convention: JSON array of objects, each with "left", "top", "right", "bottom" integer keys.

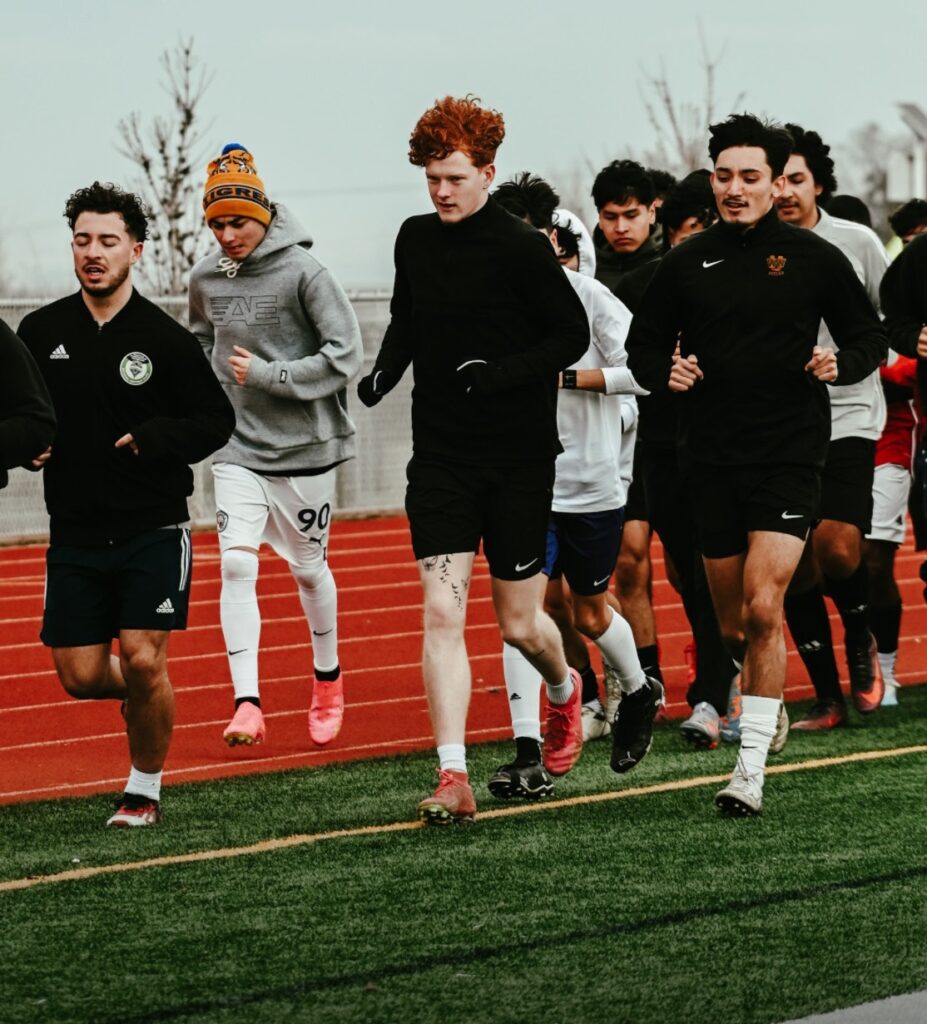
[
  {"left": 221, "top": 547, "right": 259, "bottom": 582},
  {"left": 59, "top": 671, "right": 102, "bottom": 700},
  {"left": 291, "top": 559, "right": 332, "bottom": 592},
  {"left": 572, "top": 598, "right": 610, "bottom": 639},
  {"left": 743, "top": 591, "right": 782, "bottom": 641},
  {"left": 120, "top": 644, "right": 167, "bottom": 687}
]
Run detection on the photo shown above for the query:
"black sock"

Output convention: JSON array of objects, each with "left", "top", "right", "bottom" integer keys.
[
  {"left": 578, "top": 664, "right": 599, "bottom": 704},
  {"left": 723, "top": 637, "right": 747, "bottom": 670},
  {"left": 235, "top": 696, "right": 261, "bottom": 710},
  {"left": 869, "top": 601, "right": 902, "bottom": 654},
  {"left": 636, "top": 644, "right": 663, "bottom": 685},
  {"left": 826, "top": 563, "right": 870, "bottom": 651},
  {"left": 315, "top": 665, "right": 341, "bottom": 682},
  {"left": 516, "top": 736, "right": 542, "bottom": 764},
  {"left": 784, "top": 586, "right": 843, "bottom": 703}
]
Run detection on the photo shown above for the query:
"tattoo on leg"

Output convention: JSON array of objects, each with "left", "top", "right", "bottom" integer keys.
[{"left": 422, "top": 556, "right": 439, "bottom": 572}]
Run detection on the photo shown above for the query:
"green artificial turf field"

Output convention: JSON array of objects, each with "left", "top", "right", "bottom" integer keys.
[{"left": 3, "top": 689, "right": 927, "bottom": 1024}]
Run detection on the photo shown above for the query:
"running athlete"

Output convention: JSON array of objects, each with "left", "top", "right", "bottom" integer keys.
[
  {"left": 0, "top": 318, "right": 56, "bottom": 489},
  {"left": 626, "top": 114, "right": 886, "bottom": 817},
  {"left": 590, "top": 159, "right": 664, "bottom": 687},
  {"left": 775, "top": 124, "right": 889, "bottom": 729},
  {"left": 18, "top": 183, "right": 235, "bottom": 827},
  {"left": 357, "top": 96, "right": 589, "bottom": 825},
  {"left": 189, "top": 144, "right": 363, "bottom": 749},
  {"left": 488, "top": 173, "right": 656, "bottom": 800}
]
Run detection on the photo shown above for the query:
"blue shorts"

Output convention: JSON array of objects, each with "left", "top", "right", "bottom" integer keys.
[{"left": 544, "top": 509, "right": 625, "bottom": 595}]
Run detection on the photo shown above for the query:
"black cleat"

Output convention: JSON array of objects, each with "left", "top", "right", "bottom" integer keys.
[
  {"left": 488, "top": 760, "right": 554, "bottom": 801},
  {"left": 847, "top": 631, "right": 885, "bottom": 714},
  {"left": 610, "top": 676, "right": 664, "bottom": 774}
]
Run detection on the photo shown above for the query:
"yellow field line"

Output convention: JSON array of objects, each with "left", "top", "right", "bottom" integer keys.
[{"left": 3, "top": 744, "right": 926, "bottom": 894}]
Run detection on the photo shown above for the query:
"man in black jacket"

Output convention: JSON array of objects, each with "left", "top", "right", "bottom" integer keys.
[
  {"left": 18, "top": 182, "right": 235, "bottom": 828},
  {"left": 627, "top": 114, "right": 886, "bottom": 817},
  {"left": 357, "top": 96, "right": 590, "bottom": 825},
  {"left": 0, "top": 319, "right": 56, "bottom": 489}
]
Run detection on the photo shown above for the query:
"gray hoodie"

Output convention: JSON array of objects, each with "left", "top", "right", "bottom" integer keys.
[{"left": 189, "top": 204, "right": 363, "bottom": 472}]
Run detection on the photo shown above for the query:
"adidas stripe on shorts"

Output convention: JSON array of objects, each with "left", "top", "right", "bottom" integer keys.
[{"left": 41, "top": 526, "right": 192, "bottom": 647}]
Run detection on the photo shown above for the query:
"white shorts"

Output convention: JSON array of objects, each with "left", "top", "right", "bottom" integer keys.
[
  {"left": 212, "top": 462, "right": 337, "bottom": 567},
  {"left": 866, "top": 463, "right": 911, "bottom": 546}
]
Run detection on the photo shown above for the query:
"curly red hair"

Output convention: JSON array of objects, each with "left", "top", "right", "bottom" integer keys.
[{"left": 408, "top": 95, "right": 505, "bottom": 168}]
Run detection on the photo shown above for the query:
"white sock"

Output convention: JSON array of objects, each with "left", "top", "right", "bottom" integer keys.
[
  {"left": 502, "top": 642, "right": 542, "bottom": 741},
  {"left": 595, "top": 610, "right": 646, "bottom": 694},
  {"left": 739, "top": 695, "right": 780, "bottom": 779},
  {"left": 437, "top": 743, "right": 467, "bottom": 773},
  {"left": 220, "top": 549, "right": 261, "bottom": 702},
  {"left": 546, "top": 669, "right": 574, "bottom": 706},
  {"left": 877, "top": 650, "right": 898, "bottom": 686},
  {"left": 125, "top": 766, "right": 162, "bottom": 802},
  {"left": 295, "top": 564, "right": 339, "bottom": 673}
]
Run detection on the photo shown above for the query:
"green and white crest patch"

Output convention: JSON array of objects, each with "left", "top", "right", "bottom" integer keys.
[{"left": 120, "top": 351, "right": 153, "bottom": 386}]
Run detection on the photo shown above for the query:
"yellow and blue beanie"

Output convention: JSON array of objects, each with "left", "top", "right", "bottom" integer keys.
[{"left": 203, "top": 143, "right": 272, "bottom": 226}]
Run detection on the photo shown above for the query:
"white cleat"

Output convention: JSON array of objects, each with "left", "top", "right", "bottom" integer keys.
[
  {"left": 715, "top": 759, "right": 764, "bottom": 817},
  {"left": 581, "top": 700, "right": 611, "bottom": 740}
]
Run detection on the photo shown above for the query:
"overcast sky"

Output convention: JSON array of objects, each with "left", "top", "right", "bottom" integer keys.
[{"left": 2, "top": 0, "right": 926, "bottom": 294}]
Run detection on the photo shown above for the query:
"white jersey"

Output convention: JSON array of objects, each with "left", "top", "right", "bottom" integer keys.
[
  {"left": 813, "top": 208, "right": 889, "bottom": 441},
  {"left": 553, "top": 269, "right": 634, "bottom": 513}
]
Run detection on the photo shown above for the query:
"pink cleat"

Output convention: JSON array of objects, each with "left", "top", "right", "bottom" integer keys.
[
  {"left": 223, "top": 702, "right": 266, "bottom": 747},
  {"left": 309, "top": 672, "right": 344, "bottom": 746},
  {"left": 543, "top": 668, "right": 584, "bottom": 776}
]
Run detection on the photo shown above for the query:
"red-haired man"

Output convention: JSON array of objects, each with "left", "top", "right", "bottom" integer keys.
[{"left": 358, "top": 96, "right": 589, "bottom": 824}]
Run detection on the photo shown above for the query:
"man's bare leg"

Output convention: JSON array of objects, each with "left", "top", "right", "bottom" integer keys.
[
  {"left": 615, "top": 520, "right": 662, "bottom": 682},
  {"left": 119, "top": 629, "right": 174, "bottom": 775},
  {"left": 53, "top": 645, "right": 126, "bottom": 701}
]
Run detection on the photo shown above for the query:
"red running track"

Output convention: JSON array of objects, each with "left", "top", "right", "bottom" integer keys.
[{"left": 1, "top": 515, "right": 925, "bottom": 805}]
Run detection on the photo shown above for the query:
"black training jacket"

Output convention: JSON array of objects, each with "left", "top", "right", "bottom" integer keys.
[
  {"left": 879, "top": 231, "right": 927, "bottom": 400},
  {"left": 0, "top": 318, "right": 56, "bottom": 490},
  {"left": 370, "top": 198, "right": 589, "bottom": 465},
  {"left": 18, "top": 290, "right": 235, "bottom": 545},
  {"left": 626, "top": 208, "right": 887, "bottom": 469}
]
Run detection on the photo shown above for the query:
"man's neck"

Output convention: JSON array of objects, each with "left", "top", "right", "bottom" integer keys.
[{"left": 81, "top": 280, "right": 133, "bottom": 326}]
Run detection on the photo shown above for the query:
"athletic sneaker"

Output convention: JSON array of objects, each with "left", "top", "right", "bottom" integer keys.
[
  {"left": 719, "top": 673, "right": 742, "bottom": 744},
  {"left": 581, "top": 699, "right": 611, "bottom": 740},
  {"left": 679, "top": 701, "right": 720, "bottom": 750},
  {"left": 106, "top": 795, "right": 161, "bottom": 828},
  {"left": 714, "top": 759, "right": 763, "bottom": 817},
  {"left": 604, "top": 663, "right": 621, "bottom": 724},
  {"left": 223, "top": 701, "right": 266, "bottom": 747},
  {"left": 847, "top": 633, "right": 885, "bottom": 714},
  {"left": 543, "top": 668, "right": 583, "bottom": 777},
  {"left": 768, "top": 701, "right": 790, "bottom": 755},
  {"left": 791, "top": 699, "right": 848, "bottom": 731},
  {"left": 417, "top": 769, "right": 476, "bottom": 825},
  {"left": 488, "top": 760, "right": 554, "bottom": 801},
  {"left": 309, "top": 672, "right": 344, "bottom": 746},
  {"left": 610, "top": 676, "right": 664, "bottom": 774}
]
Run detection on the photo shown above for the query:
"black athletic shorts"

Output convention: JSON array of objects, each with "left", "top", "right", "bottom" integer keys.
[
  {"left": 624, "top": 446, "right": 649, "bottom": 523},
  {"left": 817, "top": 436, "right": 876, "bottom": 533},
  {"left": 544, "top": 508, "right": 625, "bottom": 595},
  {"left": 405, "top": 456, "right": 554, "bottom": 581},
  {"left": 41, "top": 527, "right": 193, "bottom": 647},
  {"left": 690, "top": 464, "right": 821, "bottom": 560}
]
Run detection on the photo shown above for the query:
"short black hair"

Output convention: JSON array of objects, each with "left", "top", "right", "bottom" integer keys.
[
  {"left": 660, "top": 169, "right": 718, "bottom": 233},
  {"left": 492, "top": 171, "right": 561, "bottom": 230},
  {"left": 64, "top": 182, "right": 149, "bottom": 242},
  {"left": 647, "top": 168, "right": 677, "bottom": 200},
  {"left": 889, "top": 199, "right": 927, "bottom": 239},
  {"left": 552, "top": 222, "right": 580, "bottom": 262},
  {"left": 707, "top": 113, "right": 794, "bottom": 178},
  {"left": 783, "top": 123, "right": 838, "bottom": 204},
  {"left": 591, "top": 159, "right": 655, "bottom": 211},
  {"left": 827, "top": 194, "right": 873, "bottom": 228}
]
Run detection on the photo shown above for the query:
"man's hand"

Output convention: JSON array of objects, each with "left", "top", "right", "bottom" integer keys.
[
  {"left": 115, "top": 433, "right": 139, "bottom": 456},
  {"left": 669, "top": 353, "right": 703, "bottom": 392},
  {"left": 805, "top": 345, "right": 838, "bottom": 382},
  {"left": 31, "top": 446, "right": 52, "bottom": 469},
  {"left": 229, "top": 345, "right": 253, "bottom": 385},
  {"left": 916, "top": 326, "right": 927, "bottom": 359},
  {"left": 357, "top": 368, "right": 395, "bottom": 408}
]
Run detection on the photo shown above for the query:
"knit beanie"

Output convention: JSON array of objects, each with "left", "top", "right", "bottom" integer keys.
[{"left": 203, "top": 143, "right": 272, "bottom": 226}]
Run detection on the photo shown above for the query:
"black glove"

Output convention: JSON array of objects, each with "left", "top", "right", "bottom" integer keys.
[
  {"left": 357, "top": 368, "right": 394, "bottom": 408},
  {"left": 456, "top": 360, "right": 501, "bottom": 397}
]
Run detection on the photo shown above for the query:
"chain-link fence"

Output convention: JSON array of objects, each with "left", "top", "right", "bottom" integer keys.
[{"left": 0, "top": 293, "right": 409, "bottom": 543}]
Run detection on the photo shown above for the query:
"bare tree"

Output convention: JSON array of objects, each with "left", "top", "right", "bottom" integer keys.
[
  {"left": 834, "top": 122, "right": 908, "bottom": 239},
  {"left": 117, "top": 39, "right": 213, "bottom": 295},
  {"left": 638, "top": 21, "right": 745, "bottom": 176}
]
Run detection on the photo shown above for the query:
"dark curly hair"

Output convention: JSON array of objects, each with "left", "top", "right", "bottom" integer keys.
[
  {"left": 492, "top": 172, "right": 561, "bottom": 230},
  {"left": 591, "top": 159, "right": 655, "bottom": 211},
  {"left": 784, "top": 123, "right": 838, "bottom": 204},
  {"left": 888, "top": 198, "right": 927, "bottom": 240},
  {"left": 708, "top": 113, "right": 794, "bottom": 178},
  {"left": 64, "top": 182, "right": 149, "bottom": 242},
  {"left": 408, "top": 95, "right": 505, "bottom": 168}
]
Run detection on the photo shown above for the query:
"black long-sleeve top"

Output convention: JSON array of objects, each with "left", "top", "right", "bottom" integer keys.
[
  {"left": 880, "top": 232, "right": 927, "bottom": 400},
  {"left": 626, "top": 208, "right": 887, "bottom": 469},
  {"left": 18, "top": 290, "right": 236, "bottom": 545},
  {"left": 370, "top": 198, "right": 589, "bottom": 464},
  {"left": 0, "top": 318, "right": 56, "bottom": 490}
]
